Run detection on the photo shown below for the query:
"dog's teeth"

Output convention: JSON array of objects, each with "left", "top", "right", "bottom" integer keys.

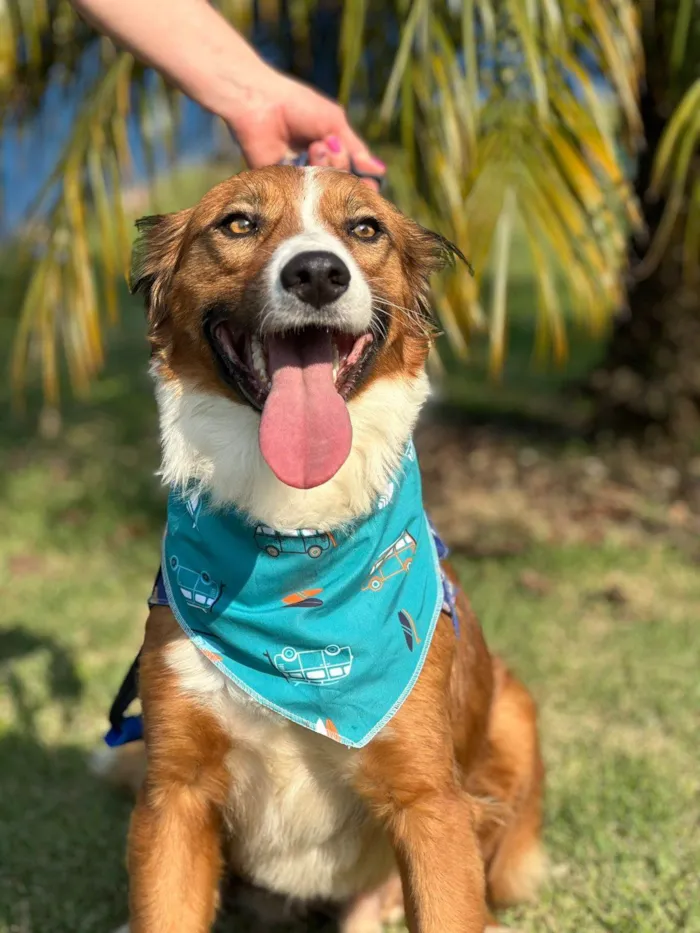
[
  {"left": 250, "top": 336, "right": 269, "bottom": 385},
  {"left": 332, "top": 342, "right": 339, "bottom": 381}
]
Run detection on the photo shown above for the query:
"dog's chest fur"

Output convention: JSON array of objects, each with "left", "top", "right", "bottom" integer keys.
[
  {"left": 167, "top": 637, "right": 395, "bottom": 901},
  {"left": 157, "top": 371, "right": 429, "bottom": 901}
]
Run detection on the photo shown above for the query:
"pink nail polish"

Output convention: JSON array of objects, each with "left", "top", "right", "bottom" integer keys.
[
  {"left": 327, "top": 135, "right": 342, "bottom": 153},
  {"left": 371, "top": 157, "right": 386, "bottom": 170}
]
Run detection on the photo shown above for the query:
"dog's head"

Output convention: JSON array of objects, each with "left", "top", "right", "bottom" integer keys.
[{"left": 132, "top": 166, "right": 463, "bottom": 526}]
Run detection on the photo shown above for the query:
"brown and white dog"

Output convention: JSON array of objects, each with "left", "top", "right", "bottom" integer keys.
[{"left": 99, "top": 165, "right": 545, "bottom": 933}]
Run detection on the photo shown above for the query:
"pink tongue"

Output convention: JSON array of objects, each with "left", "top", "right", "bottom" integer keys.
[{"left": 259, "top": 330, "right": 352, "bottom": 489}]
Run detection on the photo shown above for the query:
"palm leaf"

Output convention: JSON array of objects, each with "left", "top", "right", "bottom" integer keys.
[
  {"left": 639, "top": 79, "right": 700, "bottom": 282},
  {"left": 340, "top": 0, "right": 639, "bottom": 370},
  {"left": 489, "top": 187, "right": 516, "bottom": 375},
  {"left": 11, "top": 49, "right": 139, "bottom": 401}
]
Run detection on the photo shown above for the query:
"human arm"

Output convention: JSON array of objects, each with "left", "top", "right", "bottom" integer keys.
[{"left": 71, "top": 0, "right": 385, "bottom": 177}]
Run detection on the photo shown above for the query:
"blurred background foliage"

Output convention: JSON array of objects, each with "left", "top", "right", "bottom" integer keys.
[{"left": 0, "top": 0, "right": 698, "bottom": 445}]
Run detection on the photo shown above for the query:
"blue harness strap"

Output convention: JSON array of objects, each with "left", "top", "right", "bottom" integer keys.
[
  {"left": 104, "top": 652, "right": 143, "bottom": 747},
  {"left": 148, "top": 568, "right": 168, "bottom": 609}
]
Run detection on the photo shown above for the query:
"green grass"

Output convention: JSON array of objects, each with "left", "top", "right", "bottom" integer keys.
[
  {"left": 1, "top": 169, "right": 698, "bottom": 932},
  {"left": 456, "top": 546, "right": 700, "bottom": 933}
]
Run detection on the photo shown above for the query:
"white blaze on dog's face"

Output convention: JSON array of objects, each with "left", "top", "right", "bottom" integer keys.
[{"left": 131, "top": 166, "right": 462, "bottom": 526}]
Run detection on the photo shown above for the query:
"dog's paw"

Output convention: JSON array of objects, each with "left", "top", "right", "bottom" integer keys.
[
  {"left": 88, "top": 741, "right": 146, "bottom": 794},
  {"left": 89, "top": 744, "right": 118, "bottom": 778},
  {"left": 340, "top": 875, "right": 404, "bottom": 933}
]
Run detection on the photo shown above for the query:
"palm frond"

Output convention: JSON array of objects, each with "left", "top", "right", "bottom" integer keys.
[
  {"left": 11, "top": 48, "right": 140, "bottom": 402},
  {"left": 341, "top": 0, "right": 641, "bottom": 366},
  {"left": 0, "top": 0, "right": 91, "bottom": 114},
  {"left": 639, "top": 78, "right": 700, "bottom": 283},
  {"left": 489, "top": 186, "right": 516, "bottom": 374}
]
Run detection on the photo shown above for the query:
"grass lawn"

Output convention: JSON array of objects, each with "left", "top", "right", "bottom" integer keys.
[{"left": 1, "top": 171, "right": 699, "bottom": 932}]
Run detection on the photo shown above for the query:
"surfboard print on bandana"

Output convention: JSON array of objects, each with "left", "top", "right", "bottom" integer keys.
[
  {"left": 185, "top": 490, "right": 203, "bottom": 527},
  {"left": 281, "top": 589, "right": 324, "bottom": 608},
  {"left": 161, "top": 445, "right": 444, "bottom": 748},
  {"left": 398, "top": 609, "right": 421, "bottom": 651}
]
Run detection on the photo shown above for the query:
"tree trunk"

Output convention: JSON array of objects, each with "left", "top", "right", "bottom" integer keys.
[
  {"left": 584, "top": 89, "right": 700, "bottom": 450},
  {"left": 585, "top": 267, "right": 700, "bottom": 446}
]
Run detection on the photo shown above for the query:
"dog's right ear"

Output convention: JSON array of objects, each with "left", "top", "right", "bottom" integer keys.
[{"left": 130, "top": 209, "right": 191, "bottom": 334}]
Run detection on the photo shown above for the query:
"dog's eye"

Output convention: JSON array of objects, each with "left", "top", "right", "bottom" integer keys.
[
  {"left": 350, "top": 219, "right": 381, "bottom": 241},
  {"left": 221, "top": 214, "right": 257, "bottom": 237}
]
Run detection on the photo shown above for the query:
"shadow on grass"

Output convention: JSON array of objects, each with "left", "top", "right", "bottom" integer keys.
[
  {"left": 0, "top": 733, "right": 132, "bottom": 933},
  {"left": 216, "top": 883, "right": 340, "bottom": 933},
  {"left": 0, "top": 626, "right": 84, "bottom": 738},
  {"left": 0, "top": 733, "right": 342, "bottom": 933}
]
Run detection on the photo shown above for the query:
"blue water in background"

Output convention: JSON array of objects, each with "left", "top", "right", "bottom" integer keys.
[
  {"left": 0, "top": 54, "right": 219, "bottom": 237},
  {"left": 0, "top": 14, "right": 339, "bottom": 238}
]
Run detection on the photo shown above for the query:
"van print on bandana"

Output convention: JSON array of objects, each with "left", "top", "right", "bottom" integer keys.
[
  {"left": 254, "top": 524, "right": 336, "bottom": 559},
  {"left": 160, "top": 446, "right": 445, "bottom": 748},
  {"left": 269, "top": 645, "right": 354, "bottom": 685},
  {"left": 363, "top": 529, "right": 416, "bottom": 592},
  {"left": 169, "top": 556, "right": 221, "bottom": 611}
]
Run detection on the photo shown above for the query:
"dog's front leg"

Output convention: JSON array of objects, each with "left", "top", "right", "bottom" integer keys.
[
  {"left": 390, "top": 788, "right": 485, "bottom": 933},
  {"left": 127, "top": 609, "right": 230, "bottom": 933},
  {"left": 356, "top": 618, "right": 487, "bottom": 933},
  {"left": 128, "top": 783, "right": 223, "bottom": 933},
  {"left": 357, "top": 772, "right": 485, "bottom": 933}
]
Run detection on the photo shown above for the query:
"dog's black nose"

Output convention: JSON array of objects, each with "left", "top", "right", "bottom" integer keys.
[{"left": 280, "top": 251, "right": 350, "bottom": 308}]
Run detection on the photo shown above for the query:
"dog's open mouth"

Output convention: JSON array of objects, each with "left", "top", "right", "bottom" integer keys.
[
  {"left": 209, "top": 324, "right": 376, "bottom": 408},
  {"left": 206, "top": 321, "right": 379, "bottom": 490}
]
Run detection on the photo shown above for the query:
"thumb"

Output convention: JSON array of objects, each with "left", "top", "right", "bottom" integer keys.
[{"left": 236, "top": 131, "right": 290, "bottom": 169}]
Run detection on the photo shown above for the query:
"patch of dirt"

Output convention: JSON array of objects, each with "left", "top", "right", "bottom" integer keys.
[
  {"left": 517, "top": 569, "right": 553, "bottom": 596},
  {"left": 7, "top": 553, "right": 47, "bottom": 578},
  {"left": 416, "top": 417, "right": 700, "bottom": 559}
]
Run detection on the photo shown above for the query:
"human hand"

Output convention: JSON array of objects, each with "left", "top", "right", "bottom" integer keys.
[
  {"left": 70, "top": 0, "right": 383, "bottom": 185},
  {"left": 223, "top": 70, "right": 385, "bottom": 188}
]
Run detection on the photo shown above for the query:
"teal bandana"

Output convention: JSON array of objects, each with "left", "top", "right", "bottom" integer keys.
[{"left": 159, "top": 442, "right": 446, "bottom": 748}]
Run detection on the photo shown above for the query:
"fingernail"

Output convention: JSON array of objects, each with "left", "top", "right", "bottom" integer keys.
[
  {"left": 371, "top": 157, "right": 386, "bottom": 170},
  {"left": 326, "top": 135, "right": 342, "bottom": 153}
]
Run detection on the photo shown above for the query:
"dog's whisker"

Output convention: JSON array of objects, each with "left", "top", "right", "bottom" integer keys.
[
  {"left": 372, "top": 295, "right": 435, "bottom": 330},
  {"left": 373, "top": 299, "right": 436, "bottom": 340}
]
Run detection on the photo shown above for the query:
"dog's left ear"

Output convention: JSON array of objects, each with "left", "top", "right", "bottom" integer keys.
[
  {"left": 401, "top": 222, "right": 473, "bottom": 319},
  {"left": 130, "top": 208, "right": 192, "bottom": 336},
  {"left": 408, "top": 224, "right": 473, "bottom": 279}
]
